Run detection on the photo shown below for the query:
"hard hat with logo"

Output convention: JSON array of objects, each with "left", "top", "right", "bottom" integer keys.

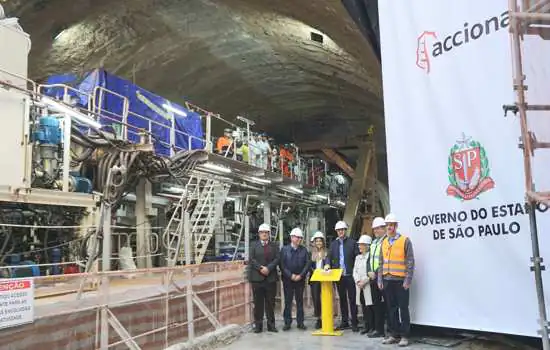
[
  {"left": 290, "top": 227, "right": 304, "bottom": 238},
  {"left": 258, "top": 223, "right": 271, "bottom": 232},
  {"left": 358, "top": 235, "right": 372, "bottom": 245},
  {"left": 372, "top": 217, "right": 386, "bottom": 229},
  {"left": 334, "top": 221, "right": 348, "bottom": 230},
  {"left": 311, "top": 231, "right": 325, "bottom": 241},
  {"left": 384, "top": 213, "right": 398, "bottom": 224}
]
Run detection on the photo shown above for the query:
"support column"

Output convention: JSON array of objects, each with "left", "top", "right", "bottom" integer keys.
[
  {"left": 262, "top": 200, "right": 271, "bottom": 225},
  {"left": 100, "top": 206, "right": 112, "bottom": 349},
  {"left": 343, "top": 142, "right": 374, "bottom": 235},
  {"left": 135, "top": 178, "right": 153, "bottom": 269},
  {"left": 244, "top": 215, "right": 251, "bottom": 324}
]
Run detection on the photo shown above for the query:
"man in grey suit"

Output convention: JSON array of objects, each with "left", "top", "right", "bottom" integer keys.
[{"left": 249, "top": 223, "right": 280, "bottom": 333}]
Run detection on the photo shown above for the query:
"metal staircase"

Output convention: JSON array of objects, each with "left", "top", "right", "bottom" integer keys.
[
  {"left": 164, "top": 175, "right": 230, "bottom": 267},
  {"left": 230, "top": 195, "right": 250, "bottom": 261},
  {"left": 189, "top": 178, "right": 230, "bottom": 264}
]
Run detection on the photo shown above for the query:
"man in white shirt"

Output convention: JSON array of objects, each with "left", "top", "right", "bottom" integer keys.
[{"left": 248, "top": 132, "right": 258, "bottom": 167}]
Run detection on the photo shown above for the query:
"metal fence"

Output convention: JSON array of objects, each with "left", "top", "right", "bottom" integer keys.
[{"left": 0, "top": 262, "right": 250, "bottom": 350}]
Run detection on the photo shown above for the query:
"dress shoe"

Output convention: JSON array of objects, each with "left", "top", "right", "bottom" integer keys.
[
  {"left": 315, "top": 319, "right": 322, "bottom": 329},
  {"left": 351, "top": 325, "right": 359, "bottom": 332},
  {"left": 254, "top": 328, "right": 262, "bottom": 333},
  {"left": 267, "top": 327, "right": 278, "bottom": 333},
  {"left": 282, "top": 324, "right": 291, "bottom": 331},
  {"left": 336, "top": 322, "right": 350, "bottom": 330},
  {"left": 368, "top": 331, "right": 384, "bottom": 338},
  {"left": 297, "top": 324, "right": 307, "bottom": 330}
]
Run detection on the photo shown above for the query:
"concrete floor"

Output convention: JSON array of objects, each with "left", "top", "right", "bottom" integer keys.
[
  {"left": 217, "top": 318, "right": 523, "bottom": 350},
  {"left": 218, "top": 320, "right": 446, "bottom": 350}
]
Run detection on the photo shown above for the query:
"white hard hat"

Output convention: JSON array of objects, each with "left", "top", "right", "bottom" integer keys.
[
  {"left": 358, "top": 235, "right": 372, "bottom": 245},
  {"left": 384, "top": 213, "right": 398, "bottom": 224},
  {"left": 290, "top": 227, "right": 304, "bottom": 238},
  {"left": 334, "top": 221, "right": 348, "bottom": 230},
  {"left": 372, "top": 217, "right": 386, "bottom": 229},
  {"left": 258, "top": 223, "right": 271, "bottom": 232},
  {"left": 312, "top": 231, "right": 325, "bottom": 241}
]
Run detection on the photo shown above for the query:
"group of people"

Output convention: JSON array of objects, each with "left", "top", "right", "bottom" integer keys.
[
  {"left": 215, "top": 128, "right": 300, "bottom": 179},
  {"left": 248, "top": 214, "right": 415, "bottom": 347}
]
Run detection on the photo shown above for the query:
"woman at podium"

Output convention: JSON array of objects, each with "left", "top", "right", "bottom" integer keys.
[{"left": 309, "top": 231, "right": 330, "bottom": 329}]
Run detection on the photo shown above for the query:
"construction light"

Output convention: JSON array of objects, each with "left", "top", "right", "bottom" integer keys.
[
  {"left": 335, "top": 200, "right": 346, "bottom": 207},
  {"left": 315, "top": 194, "right": 328, "bottom": 200},
  {"left": 163, "top": 103, "right": 187, "bottom": 117},
  {"left": 201, "top": 163, "right": 231, "bottom": 173},
  {"left": 42, "top": 96, "right": 102, "bottom": 129},
  {"left": 287, "top": 186, "right": 303, "bottom": 194},
  {"left": 245, "top": 176, "right": 271, "bottom": 184}
]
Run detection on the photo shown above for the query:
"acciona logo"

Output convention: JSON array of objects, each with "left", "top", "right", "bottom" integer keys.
[{"left": 416, "top": 11, "right": 509, "bottom": 74}]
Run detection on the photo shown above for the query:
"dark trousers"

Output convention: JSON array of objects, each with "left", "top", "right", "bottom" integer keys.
[
  {"left": 283, "top": 279, "right": 305, "bottom": 325},
  {"left": 383, "top": 279, "right": 410, "bottom": 337},
  {"left": 359, "top": 289, "right": 372, "bottom": 329},
  {"left": 336, "top": 275, "right": 358, "bottom": 325},
  {"left": 368, "top": 280, "right": 386, "bottom": 334},
  {"left": 310, "top": 282, "right": 321, "bottom": 319},
  {"left": 252, "top": 281, "right": 277, "bottom": 329}
]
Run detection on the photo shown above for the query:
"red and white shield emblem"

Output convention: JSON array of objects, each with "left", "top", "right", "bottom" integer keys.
[
  {"left": 446, "top": 134, "right": 495, "bottom": 200},
  {"left": 451, "top": 147, "right": 481, "bottom": 190}
]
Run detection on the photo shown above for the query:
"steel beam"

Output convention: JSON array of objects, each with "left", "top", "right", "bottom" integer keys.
[
  {"left": 321, "top": 149, "right": 355, "bottom": 177},
  {"left": 342, "top": 143, "right": 374, "bottom": 233}
]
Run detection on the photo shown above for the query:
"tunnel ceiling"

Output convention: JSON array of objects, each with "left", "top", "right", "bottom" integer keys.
[{"left": 3, "top": 0, "right": 384, "bottom": 153}]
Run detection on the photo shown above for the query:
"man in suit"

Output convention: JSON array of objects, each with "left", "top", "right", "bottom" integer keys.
[
  {"left": 328, "top": 220, "right": 360, "bottom": 331},
  {"left": 249, "top": 223, "right": 280, "bottom": 333},
  {"left": 280, "top": 227, "right": 310, "bottom": 331}
]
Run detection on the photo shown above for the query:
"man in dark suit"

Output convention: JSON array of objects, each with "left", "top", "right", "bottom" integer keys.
[
  {"left": 328, "top": 220, "right": 360, "bottom": 331},
  {"left": 249, "top": 223, "right": 280, "bottom": 333},
  {"left": 280, "top": 227, "right": 310, "bottom": 331}
]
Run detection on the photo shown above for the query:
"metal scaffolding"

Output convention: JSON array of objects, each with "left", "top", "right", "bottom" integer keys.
[{"left": 508, "top": 1, "right": 550, "bottom": 348}]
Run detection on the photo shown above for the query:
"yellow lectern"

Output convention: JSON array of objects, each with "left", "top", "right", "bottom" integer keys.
[{"left": 310, "top": 268, "right": 343, "bottom": 336}]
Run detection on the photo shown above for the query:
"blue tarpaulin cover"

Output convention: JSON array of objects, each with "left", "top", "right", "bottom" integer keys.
[{"left": 44, "top": 69, "right": 205, "bottom": 156}]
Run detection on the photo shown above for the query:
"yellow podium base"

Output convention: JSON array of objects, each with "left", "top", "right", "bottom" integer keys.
[{"left": 311, "top": 330, "right": 343, "bottom": 336}]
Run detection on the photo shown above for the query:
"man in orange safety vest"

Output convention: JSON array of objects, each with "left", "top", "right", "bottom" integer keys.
[{"left": 377, "top": 213, "right": 415, "bottom": 347}]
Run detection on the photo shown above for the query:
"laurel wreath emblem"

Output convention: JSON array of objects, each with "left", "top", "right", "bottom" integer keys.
[{"left": 447, "top": 140, "right": 490, "bottom": 189}]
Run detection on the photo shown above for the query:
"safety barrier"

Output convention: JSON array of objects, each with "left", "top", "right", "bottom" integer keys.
[{"left": 0, "top": 262, "right": 250, "bottom": 350}]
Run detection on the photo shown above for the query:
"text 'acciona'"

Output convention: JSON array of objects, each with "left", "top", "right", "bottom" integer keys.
[{"left": 431, "top": 11, "right": 509, "bottom": 57}]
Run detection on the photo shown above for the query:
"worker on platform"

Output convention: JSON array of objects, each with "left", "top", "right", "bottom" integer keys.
[
  {"left": 309, "top": 231, "right": 329, "bottom": 329},
  {"left": 377, "top": 213, "right": 415, "bottom": 347},
  {"left": 248, "top": 132, "right": 259, "bottom": 167},
  {"left": 280, "top": 227, "right": 310, "bottom": 331},
  {"left": 367, "top": 217, "right": 387, "bottom": 338},
  {"left": 216, "top": 128, "right": 233, "bottom": 156},
  {"left": 353, "top": 234, "right": 374, "bottom": 334},
  {"left": 259, "top": 133, "right": 271, "bottom": 170},
  {"left": 328, "top": 220, "right": 360, "bottom": 331},
  {"left": 249, "top": 223, "right": 280, "bottom": 333}
]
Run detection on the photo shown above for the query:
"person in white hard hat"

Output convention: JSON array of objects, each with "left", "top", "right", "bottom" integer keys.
[
  {"left": 280, "top": 227, "right": 310, "bottom": 331},
  {"left": 327, "top": 220, "right": 360, "bottom": 331},
  {"left": 308, "top": 231, "right": 329, "bottom": 329},
  {"left": 377, "top": 214, "right": 415, "bottom": 347},
  {"left": 367, "top": 217, "right": 387, "bottom": 338},
  {"left": 353, "top": 234, "right": 374, "bottom": 334},
  {"left": 249, "top": 223, "right": 280, "bottom": 333}
]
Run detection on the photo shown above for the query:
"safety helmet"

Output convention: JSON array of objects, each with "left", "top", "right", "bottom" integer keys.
[
  {"left": 258, "top": 223, "right": 271, "bottom": 232},
  {"left": 312, "top": 231, "right": 325, "bottom": 241},
  {"left": 290, "top": 227, "right": 304, "bottom": 238},
  {"left": 334, "top": 221, "right": 348, "bottom": 230},
  {"left": 358, "top": 235, "right": 372, "bottom": 245},
  {"left": 384, "top": 213, "right": 398, "bottom": 224},
  {"left": 372, "top": 217, "right": 386, "bottom": 229}
]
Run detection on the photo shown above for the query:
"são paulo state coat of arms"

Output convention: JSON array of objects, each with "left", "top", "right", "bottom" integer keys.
[{"left": 446, "top": 133, "right": 495, "bottom": 201}]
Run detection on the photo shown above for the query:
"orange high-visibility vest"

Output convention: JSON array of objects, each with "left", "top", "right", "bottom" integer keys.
[{"left": 381, "top": 235, "right": 407, "bottom": 278}]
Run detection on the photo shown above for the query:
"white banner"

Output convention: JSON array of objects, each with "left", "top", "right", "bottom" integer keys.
[{"left": 379, "top": 0, "right": 550, "bottom": 337}]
